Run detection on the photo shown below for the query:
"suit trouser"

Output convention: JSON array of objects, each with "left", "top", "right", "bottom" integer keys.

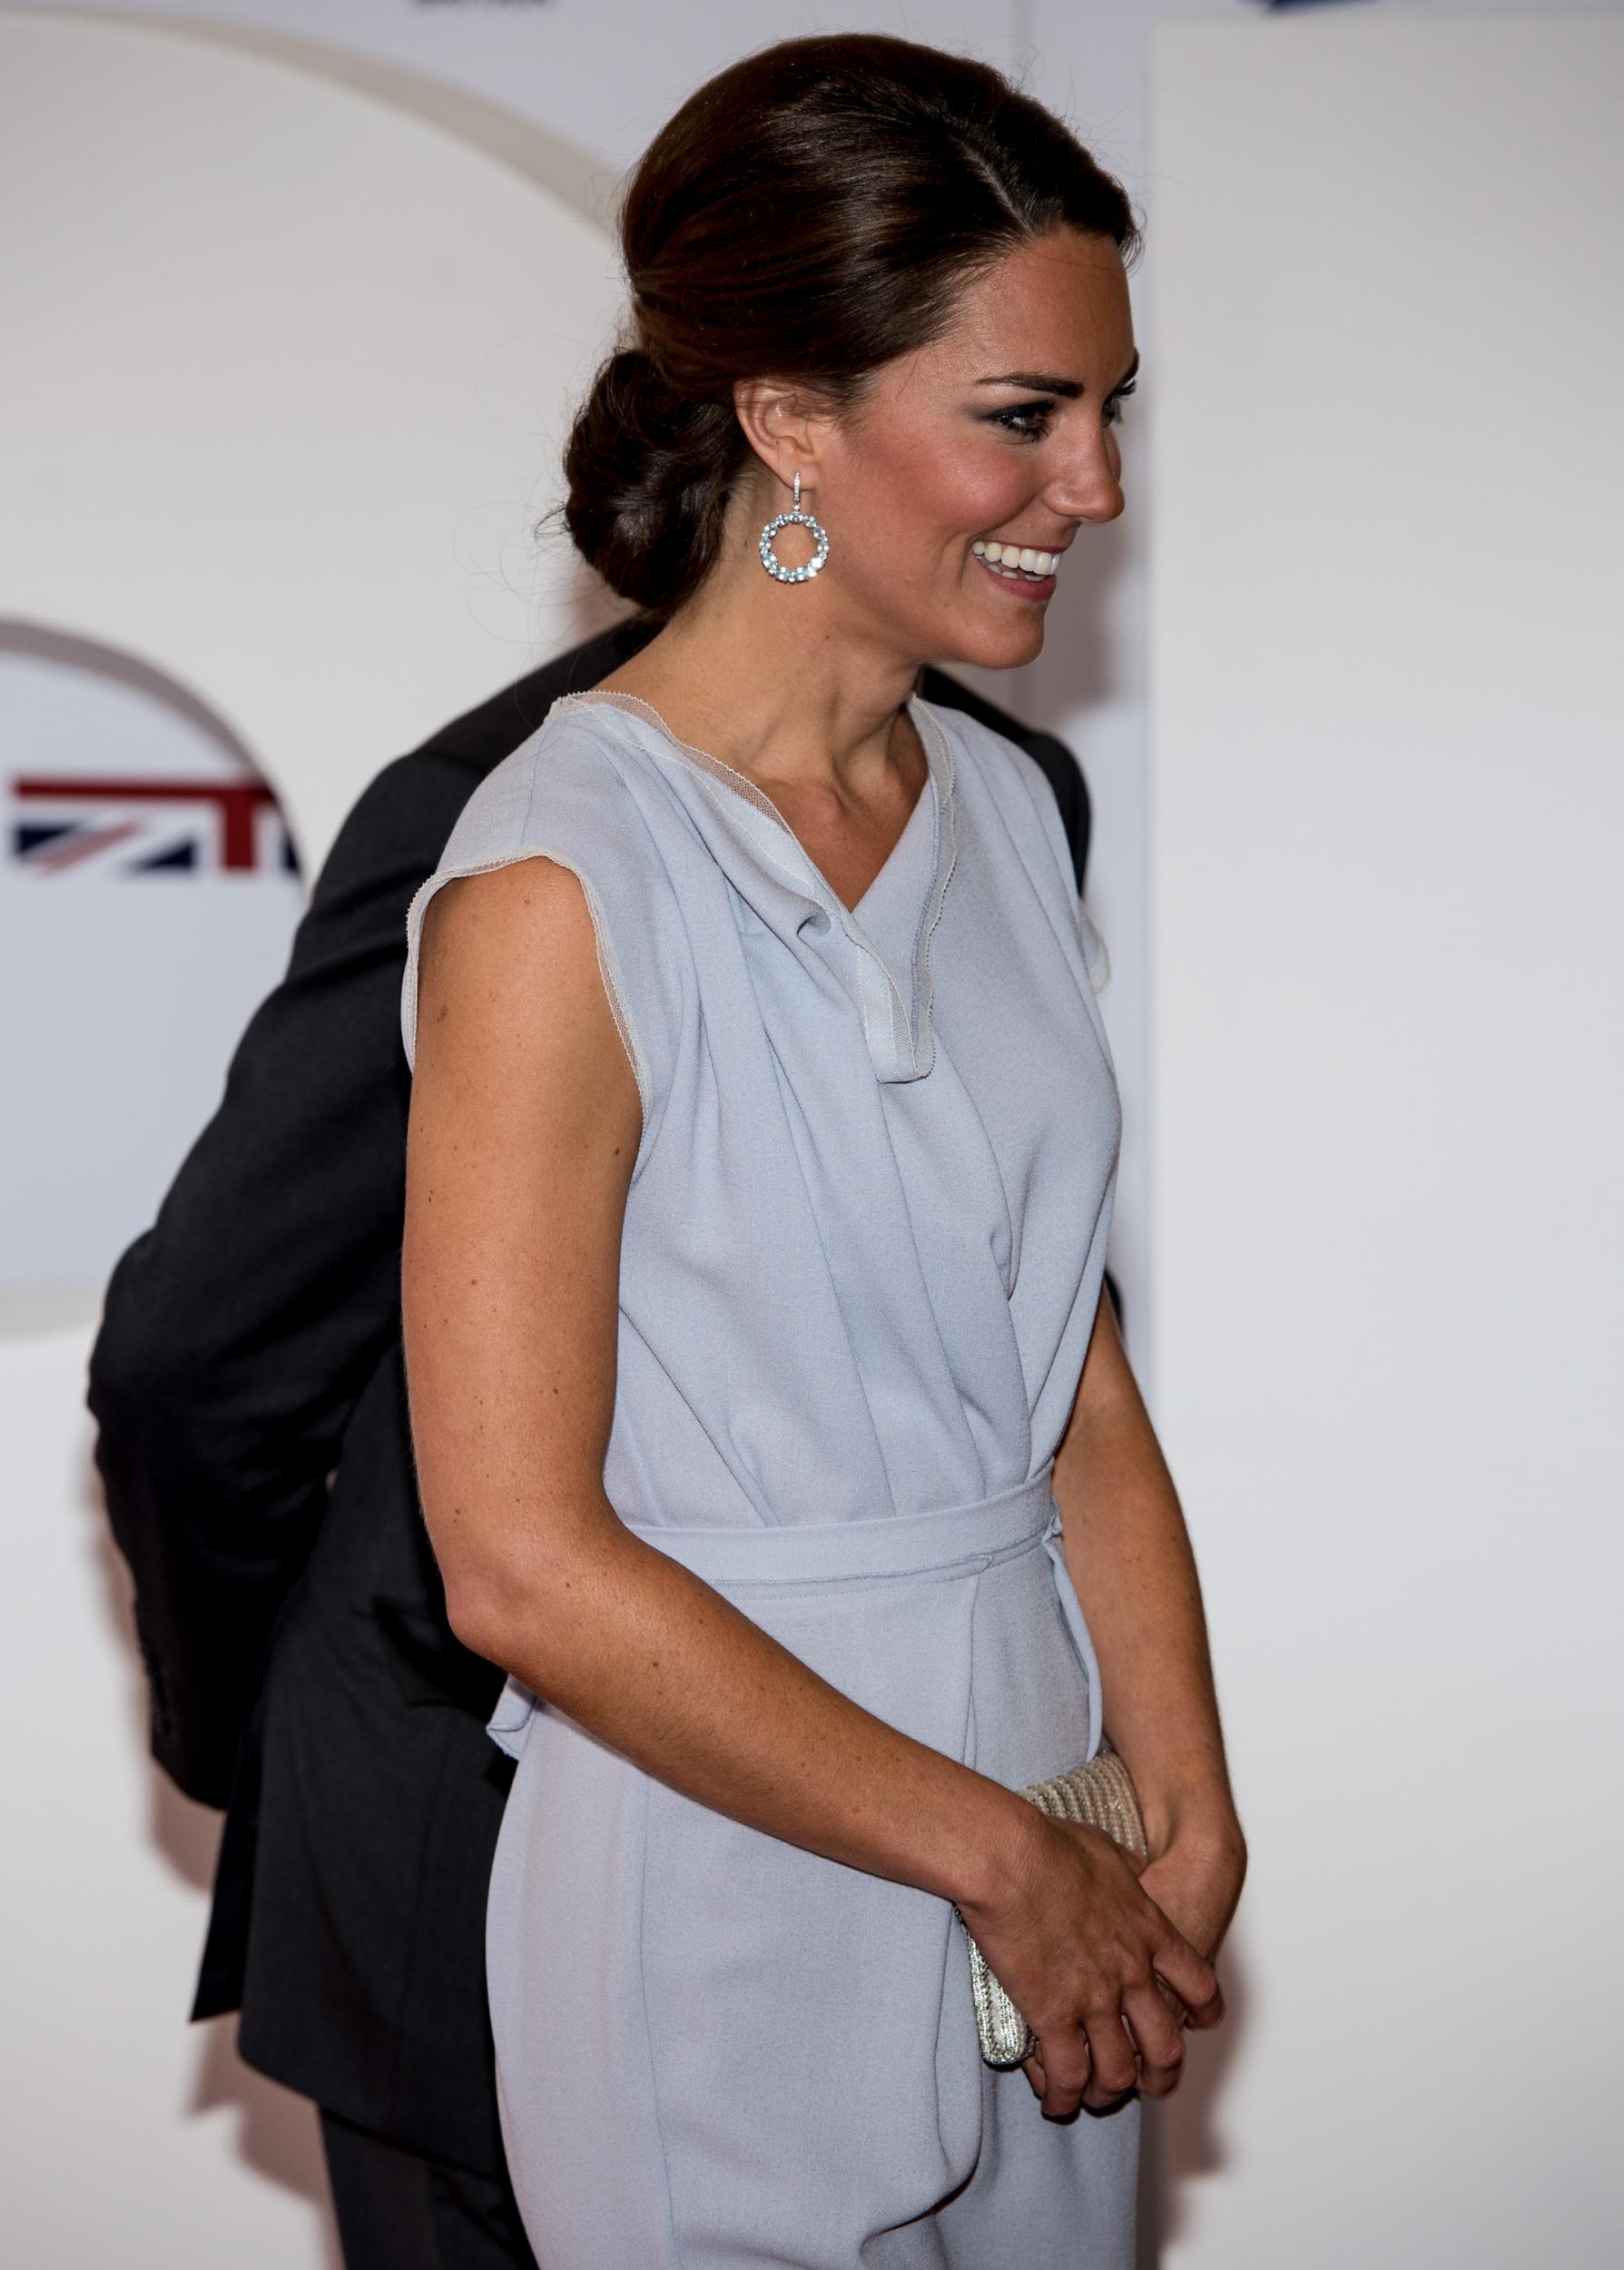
[{"left": 319, "top": 2108, "right": 539, "bottom": 2270}]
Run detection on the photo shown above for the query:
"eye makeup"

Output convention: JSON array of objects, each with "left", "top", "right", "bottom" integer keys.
[
  {"left": 983, "top": 374, "right": 1136, "bottom": 443},
  {"left": 986, "top": 401, "right": 1055, "bottom": 442}
]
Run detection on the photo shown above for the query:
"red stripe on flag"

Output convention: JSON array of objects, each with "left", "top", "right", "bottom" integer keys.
[{"left": 13, "top": 776, "right": 276, "bottom": 870}]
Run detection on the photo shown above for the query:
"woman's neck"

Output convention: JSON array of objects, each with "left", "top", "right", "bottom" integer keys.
[{"left": 589, "top": 578, "right": 924, "bottom": 805}]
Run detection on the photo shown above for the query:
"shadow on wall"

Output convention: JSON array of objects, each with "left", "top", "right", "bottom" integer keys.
[
  {"left": 191, "top": 2019, "right": 343, "bottom": 2270},
  {"left": 1138, "top": 1930, "right": 1252, "bottom": 2267},
  {"left": 77, "top": 1431, "right": 341, "bottom": 2266}
]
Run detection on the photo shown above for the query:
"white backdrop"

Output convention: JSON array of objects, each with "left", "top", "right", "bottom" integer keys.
[{"left": 1148, "top": 12, "right": 1623, "bottom": 2265}]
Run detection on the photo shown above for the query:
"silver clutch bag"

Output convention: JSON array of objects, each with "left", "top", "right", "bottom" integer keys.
[{"left": 960, "top": 1741, "right": 1149, "bottom": 2068}]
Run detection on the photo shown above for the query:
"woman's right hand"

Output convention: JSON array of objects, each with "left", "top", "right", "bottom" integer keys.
[{"left": 957, "top": 1812, "right": 1224, "bottom": 2117}]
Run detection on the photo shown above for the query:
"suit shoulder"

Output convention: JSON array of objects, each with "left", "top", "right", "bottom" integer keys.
[
  {"left": 399, "top": 614, "right": 661, "bottom": 775},
  {"left": 311, "top": 745, "right": 485, "bottom": 903}
]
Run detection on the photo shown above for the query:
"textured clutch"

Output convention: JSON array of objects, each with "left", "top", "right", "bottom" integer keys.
[{"left": 960, "top": 1741, "right": 1149, "bottom": 2068}]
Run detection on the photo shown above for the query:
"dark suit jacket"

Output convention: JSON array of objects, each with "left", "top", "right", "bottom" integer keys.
[{"left": 86, "top": 611, "right": 1099, "bottom": 2177}]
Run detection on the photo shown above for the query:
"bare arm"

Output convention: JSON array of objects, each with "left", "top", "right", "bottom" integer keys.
[
  {"left": 1052, "top": 1290, "right": 1248, "bottom": 1953},
  {"left": 401, "top": 857, "right": 1221, "bottom": 2112}
]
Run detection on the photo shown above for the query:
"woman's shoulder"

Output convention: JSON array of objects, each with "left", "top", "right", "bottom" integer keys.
[
  {"left": 428, "top": 693, "right": 667, "bottom": 875},
  {"left": 916, "top": 686, "right": 1050, "bottom": 810},
  {"left": 402, "top": 695, "right": 692, "bottom": 1090},
  {"left": 918, "top": 692, "right": 1111, "bottom": 993},
  {"left": 917, "top": 691, "right": 1074, "bottom": 875}
]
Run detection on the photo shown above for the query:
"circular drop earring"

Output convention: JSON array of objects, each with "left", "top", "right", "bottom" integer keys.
[{"left": 758, "top": 471, "right": 830, "bottom": 584}]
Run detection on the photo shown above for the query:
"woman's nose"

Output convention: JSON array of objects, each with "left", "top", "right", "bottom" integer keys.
[{"left": 1047, "top": 429, "right": 1127, "bottom": 527}]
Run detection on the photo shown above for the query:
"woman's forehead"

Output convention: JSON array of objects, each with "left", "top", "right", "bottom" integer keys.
[{"left": 881, "top": 238, "right": 1137, "bottom": 400}]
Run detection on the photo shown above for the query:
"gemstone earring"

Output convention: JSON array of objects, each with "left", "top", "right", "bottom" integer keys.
[{"left": 758, "top": 471, "right": 830, "bottom": 584}]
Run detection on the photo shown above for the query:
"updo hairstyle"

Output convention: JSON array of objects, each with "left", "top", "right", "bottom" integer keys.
[{"left": 554, "top": 34, "right": 1141, "bottom": 620}]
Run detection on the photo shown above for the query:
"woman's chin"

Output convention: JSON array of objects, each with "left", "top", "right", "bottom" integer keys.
[{"left": 940, "top": 610, "right": 1047, "bottom": 671}]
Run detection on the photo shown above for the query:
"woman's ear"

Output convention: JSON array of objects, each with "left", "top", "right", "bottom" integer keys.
[{"left": 732, "top": 376, "right": 822, "bottom": 496}]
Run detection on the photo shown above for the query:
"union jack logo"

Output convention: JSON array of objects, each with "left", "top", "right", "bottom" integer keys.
[{"left": 9, "top": 774, "right": 296, "bottom": 875}]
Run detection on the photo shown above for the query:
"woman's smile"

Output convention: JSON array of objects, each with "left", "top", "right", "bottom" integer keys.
[{"left": 972, "top": 538, "right": 1062, "bottom": 601}]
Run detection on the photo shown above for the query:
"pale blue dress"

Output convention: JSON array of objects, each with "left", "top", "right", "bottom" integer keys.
[{"left": 399, "top": 686, "right": 1136, "bottom": 2268}]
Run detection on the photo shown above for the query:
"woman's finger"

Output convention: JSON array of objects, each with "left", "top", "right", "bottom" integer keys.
[
  {"left": 1030, "top": 2023, "right": 1092, "bottom": 2118},
  {"left": 1150, "top": 1924, "right": 1222, "bottom": 2029},
  {"left": 1119, "top": 1977, "right": 1186, "bottom": 2099},
  {"left": 1078, "top": 2002, "right": 1140, "bottom": 2104}
]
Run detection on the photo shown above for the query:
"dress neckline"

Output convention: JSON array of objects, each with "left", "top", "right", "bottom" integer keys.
[
  {"left": 550, "top": 685, "right": 958, "bottom": 1086},
  {"left": 553, "top": 686, "right": 933, "bottom": 919}
]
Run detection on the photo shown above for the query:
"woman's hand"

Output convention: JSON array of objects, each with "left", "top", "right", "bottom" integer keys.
[
  {"left": 1121, "top": 1821, "right": 1246, "bottom": 2036},
  {"left": 1137, "top": 1825, "right": 1247, "bottom": 1972},
  {"left": 957, "top": 1811, "right": 1225, "bottom": 2119}
]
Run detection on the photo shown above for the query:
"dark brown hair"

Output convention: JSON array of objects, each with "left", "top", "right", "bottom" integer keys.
[{"left": 552, "top": 33, "right": 1142, "bottom": 620}]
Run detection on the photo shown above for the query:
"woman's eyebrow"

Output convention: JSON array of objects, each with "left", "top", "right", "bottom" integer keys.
[
  {"left": 974, "top": 351, "right": 1141, "bottom": 398},
  {"left": 976, "top": 371, "right": 1083, "bottom": 398}
]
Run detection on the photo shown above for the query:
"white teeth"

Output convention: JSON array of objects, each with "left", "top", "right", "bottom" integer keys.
[{"left": 972, "top": 539, "right": 1058, "bottom": 578}]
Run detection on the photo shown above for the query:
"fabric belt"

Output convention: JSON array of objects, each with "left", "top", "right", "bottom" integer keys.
[
  {"left": 621, "top": 1462, "right": 1058, "bottom": 1587},
  {"left": 487, "top": 1458, "right": 1103, "bottom": 1762}
]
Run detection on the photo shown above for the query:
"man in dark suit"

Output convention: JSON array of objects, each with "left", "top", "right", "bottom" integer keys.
[{"left": 86, "top": 609, "right": 1103, "bottom": 2268}]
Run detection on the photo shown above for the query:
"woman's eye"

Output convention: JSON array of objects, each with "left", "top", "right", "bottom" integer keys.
[
  {"left": 988, "top": 401, "right": 1054, "bottom": 442},
  {"left": 1104, "top": 380, "right": 1137, "bottom": 428}
]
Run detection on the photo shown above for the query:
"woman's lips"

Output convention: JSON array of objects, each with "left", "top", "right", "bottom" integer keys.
[{"left": 974, "top": 552, "right": 1056, "bottom": 603}]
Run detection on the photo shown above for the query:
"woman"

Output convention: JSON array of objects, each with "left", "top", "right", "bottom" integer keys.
[{"left": 400, "top": 33, "right": 1245, "bottom": 2269}]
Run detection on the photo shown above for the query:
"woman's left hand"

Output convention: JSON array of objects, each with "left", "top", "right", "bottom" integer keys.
[
  {"left": 1138, "top": 1825, "right": 1246, "bottom": 1975},
  {"left": 1129, "top": 1826, "right": 1247, "bottom": 2067}
]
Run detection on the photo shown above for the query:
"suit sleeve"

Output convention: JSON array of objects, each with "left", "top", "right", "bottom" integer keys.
[
  {"left": 1023, "top": 725, "right": 1090, "bottom": 898},
  {"left": 85, "top": 748, "right": 479, "bottom": 1806}
]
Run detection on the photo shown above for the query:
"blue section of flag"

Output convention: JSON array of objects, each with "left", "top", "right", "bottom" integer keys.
[
  {"left": 15, "top": 822, "right": 82, "bottom": 856},
  {"left": 130, "top": 838, "right": 199, "bottom": 872}
]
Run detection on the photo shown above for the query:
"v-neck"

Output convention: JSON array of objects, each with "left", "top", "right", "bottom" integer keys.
[
  {"left": 556, "top": 686, "right": 929, "bottom": 917},
  {"left": 549, "top": 685, "right": 958, "bottom": 1085},
  {"left": 851, "top": 745, "right": 932, "bottom": 922}
]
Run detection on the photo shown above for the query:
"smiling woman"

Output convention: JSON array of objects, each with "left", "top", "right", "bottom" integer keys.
[
  {"left": 546, "top": 44, "right": 1143, "bottom": 638},
  {"left": 401, "top": 30, "right": 1244, "bottom": 2270}
]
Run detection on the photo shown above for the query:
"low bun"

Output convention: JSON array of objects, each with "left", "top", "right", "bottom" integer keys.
[{"left": 558, "top": 347, "right": 744, "bottom": 619}]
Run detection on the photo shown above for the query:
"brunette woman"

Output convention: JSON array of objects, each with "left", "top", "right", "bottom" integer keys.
[{"left": 401, "top": 34, "right": 1245, "bottom": 2268}]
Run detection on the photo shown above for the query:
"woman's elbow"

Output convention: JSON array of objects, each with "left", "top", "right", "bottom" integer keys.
[
  {"left": 416, "top": 1464, "right": 622, "bottom": 1669},
  {"left": 431, "top": 1515, "right": 592, "bottom": 1671},
  {"left": 433, "top": 1545, "right": 542, "bottom": 1666}
]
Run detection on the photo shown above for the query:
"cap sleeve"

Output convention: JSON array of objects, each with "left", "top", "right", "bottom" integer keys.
[{"left": 400, "top": 723, "right": 681, "bottom": 1179}]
